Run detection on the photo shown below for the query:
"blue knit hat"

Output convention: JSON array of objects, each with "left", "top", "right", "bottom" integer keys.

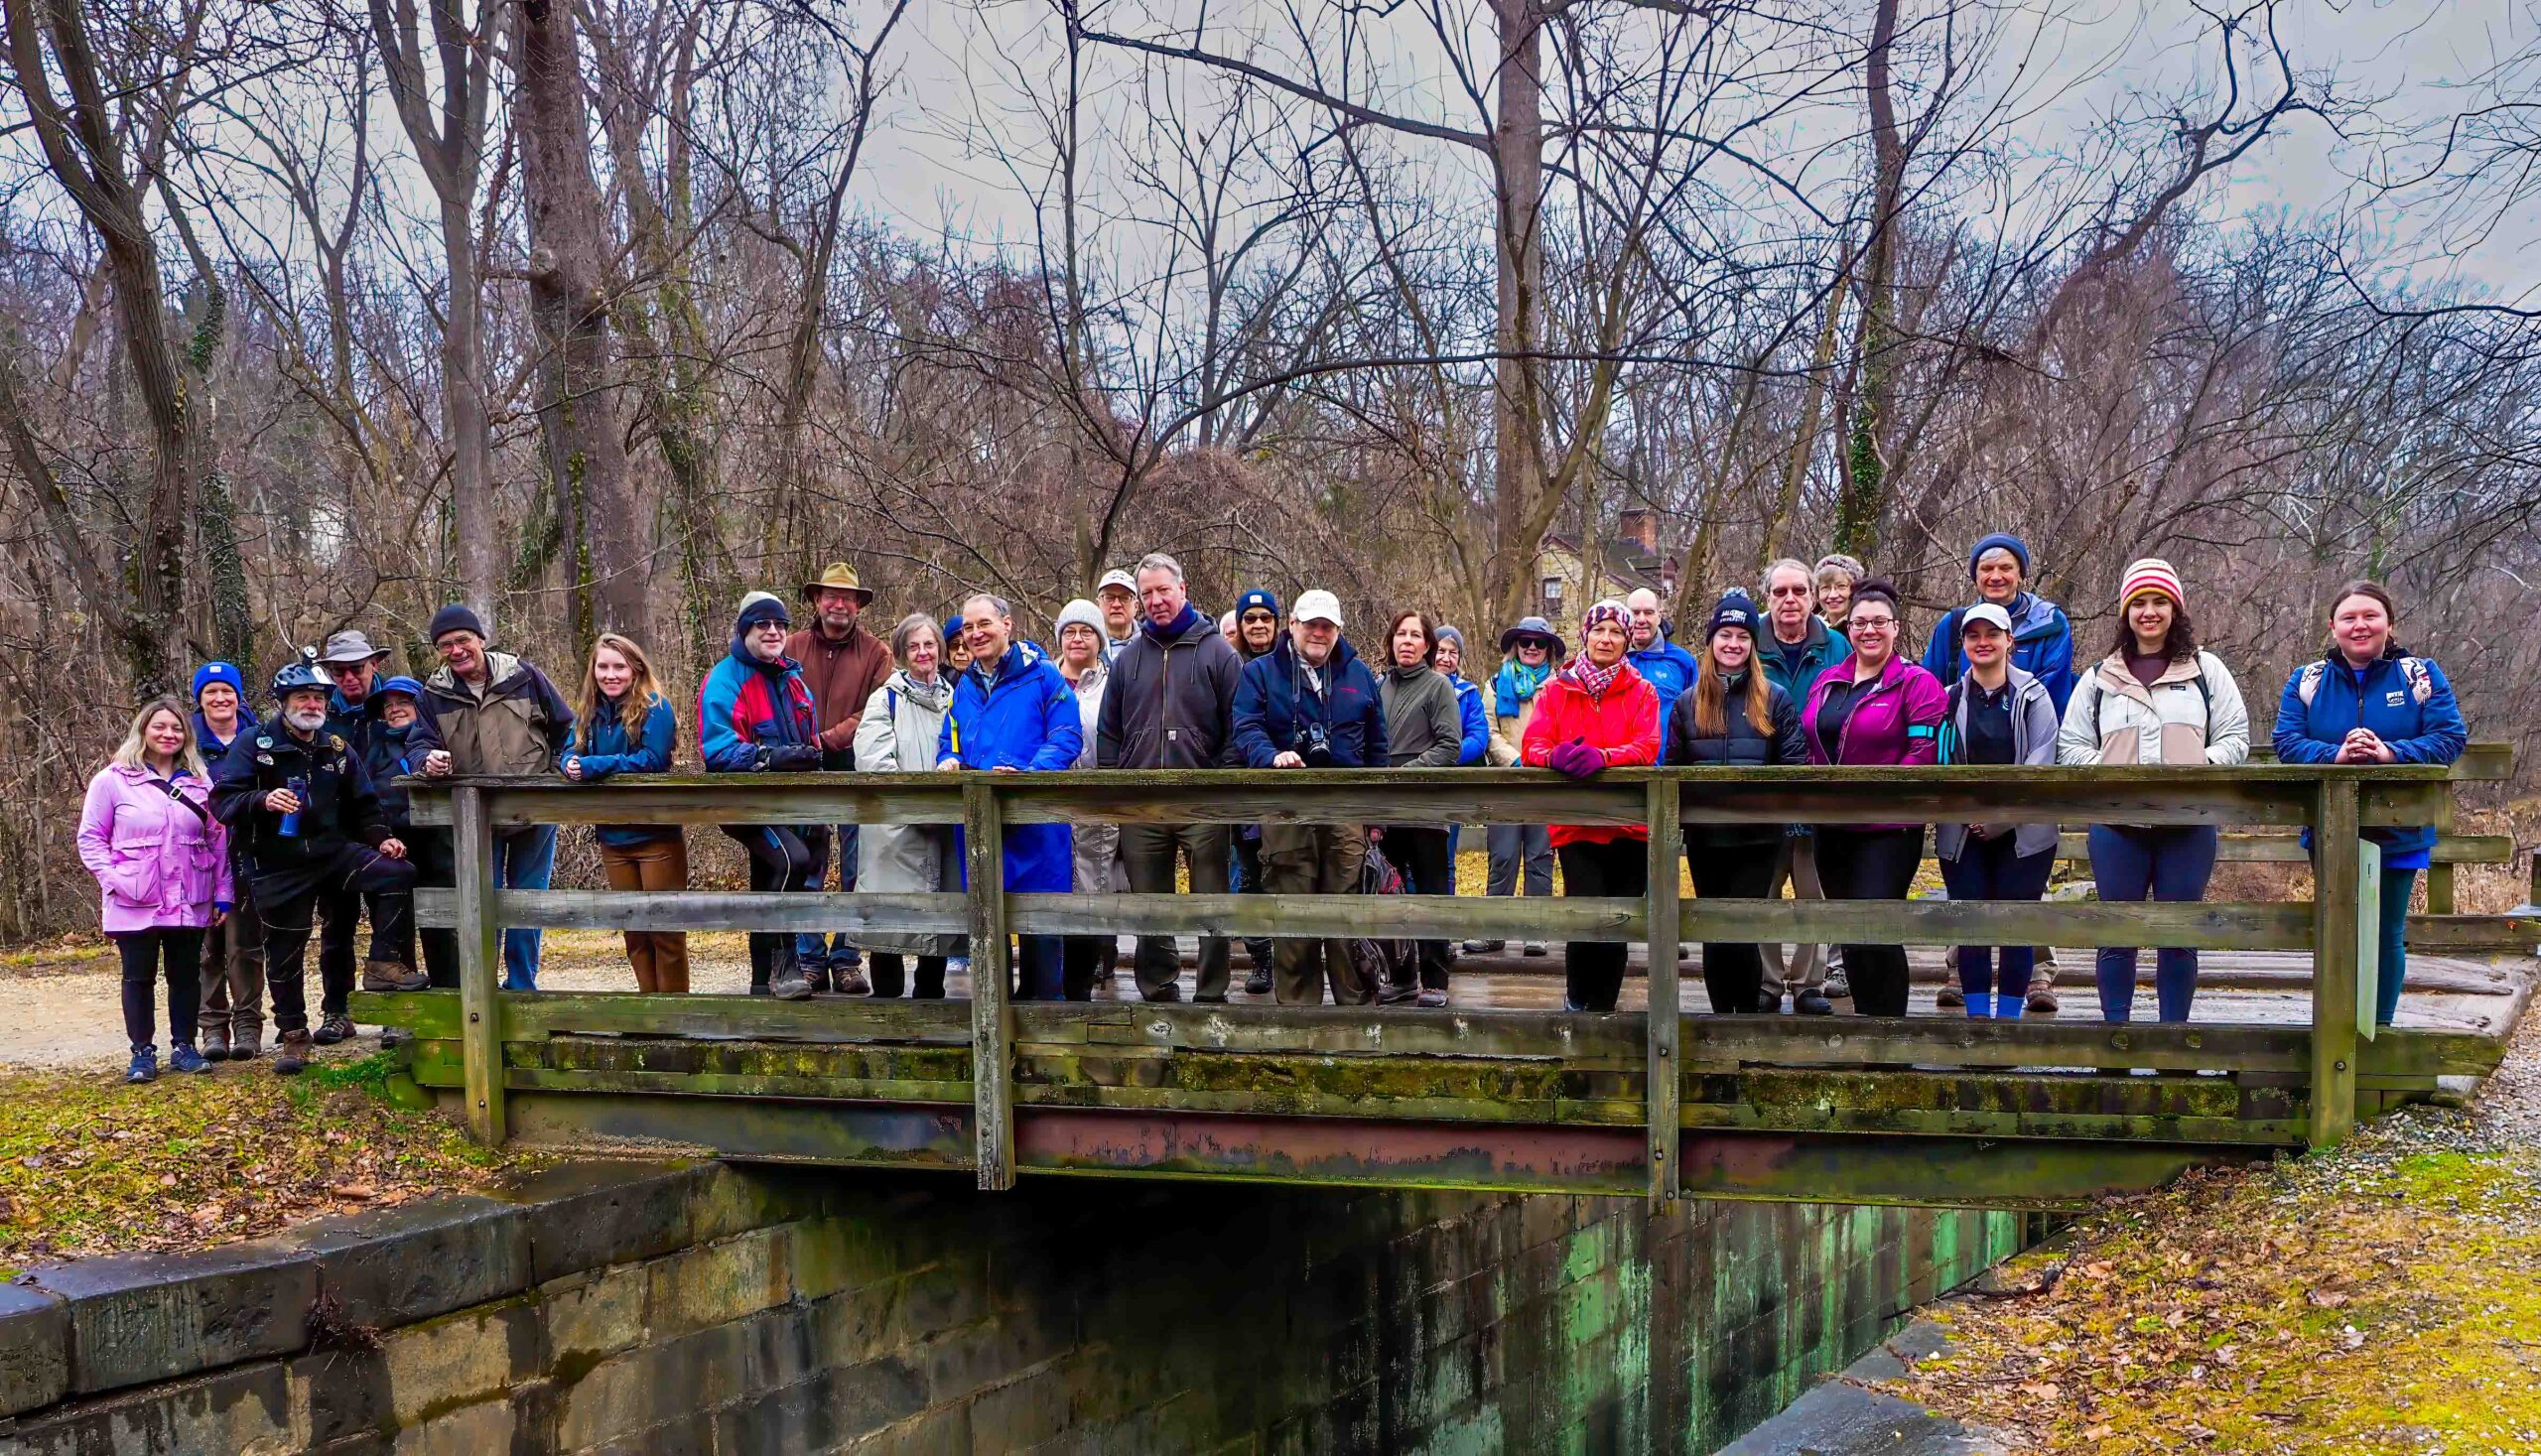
[
  {"left": 1968, "top": 533, "right": 2030, "bottom": 580},
  {"left": 1235, "top": 588, "right": 1280, "bottom": 619},
  {"left": 191, "top": 662, "right": 245, "bottom": 703},
  {"left": 379, "top": 675, "right": 426, "bottom": 702},
  {"left": 735, "top": 591, "right": 791, "bottom": 634},
  {"left": 1704, "top": 591, "right": 1760, "bottom": 642}
]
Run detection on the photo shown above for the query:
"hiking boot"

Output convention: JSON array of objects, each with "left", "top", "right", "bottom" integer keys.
[
  {"left": 831, "top": 968, "right": 871, "bottom": 996},
  {"left": 1415, "top": 988, "right": 1449, "bottom": 1008},
  {"left": 361, "top": 959, "right": 430, "bottom": 993},
  {"left": 770, "top": 971, "right": 815, "bottom": 1001},
  {"left": 1522, "top": 941, "right": 1547, "bottom": 957},
  {"left": 1676, "top": 944, "right": 1692, "bottom": 961},
  {"left": 1462, "top": 939, "right": 1505, "bottom": 954},
  {"left": 1376, "top": 981, "right": 1418, "bottom": 1005},
  {"left": 313, "top": 1013, "right": 354, "bottom": 1046},
  {"left": 126, "top": 1047, "right": 157, "bottom": 1084},
  {"left": 1794, "top": 991, "right": 1835, "bottom": 1016},
  {"left": 1821, "top": 967, "right": 1851, "bottom": 999},
  {"left": 232, "top": 1025, "right": 262, "bottom": 1060},
  {"left": 799, "top": 966, "right": 832, "bottom": 995},
  {"left": 1935, "top": 984, "right": 1964, "bottom": 1010},
  {"left": 170, "top": 1044, "right": 211, "bottom": 1075},
  {"left": 1142, "top": 985, "right": 1182, "bottom": 1003},
  {"left": 274, "top": 1030, "right": 312, "bottom": 1077},
  {"left": 1244, "top": 968, "right": 1273, "bottom": 995},
  {"left": 2025, "top": 986, "right": 2059, "bottom": 1013},
  {"left": 201, "top": 1022, "right": 231, "bottom": 1061}
]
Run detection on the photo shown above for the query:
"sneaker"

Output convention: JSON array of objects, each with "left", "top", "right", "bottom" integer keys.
[
  {"left": 1522, "top": 941, "right": 1548, "bottom": 958},
  {"left": 313, "top": 1013, "right": 354, "bottom": 1046},
  {"left": 1244, "top": 969, "right": 1272, "bottom": 995},
  {"left": 361, "top": 959, "right": 430, "bottom": 993},
  {"left": 273, "top": 1030, "right": 312, "bottom": 1076},
  {"left": 948, "top": 956, "right": 971, "bottom": 980},
  {"left": 1821, "top": 967, "right": 1851, "bottom": 999},
  {"left": 832, "top": 968, "right": 872, "bottom": 996},
  {"left": 1794, "top": 992, "right": 1834, "bottom": 1016},
  {"left": 1935, "top": 984, "right": 1964, "bottom": 1010},
  {"left": 232, "top": 1025, "right": 262, "bottom": 1060},
  {"left": 1462, "top": 939, "right": 1505, "bottom": 954},
  {"left": 770, "top": 971, "right": 815, "bottom": 1001},
  {"left": 125, "top": 1047, "right": 157, "bottom": 1084},
  {"left": 201, "top": 1023, "right": 231, "bottom": 1061},
  {"left": 748, "top": 983, "right": 772, "bottom": 996},
  {"left": 2025, "top": 986, "right": 2060, "bottom": 1014},
  {"left": 170, "top": 1044, "right": 211, "bottom": 1075},
  {"left": 1415, "top": 988, "right": 1449, "bottom": 1008},
  {"left": 1376, "top": 981, "right": 1418, "bottom": 1005}
]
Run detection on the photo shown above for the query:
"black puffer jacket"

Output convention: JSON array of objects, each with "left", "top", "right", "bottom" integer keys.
[{"left": 1663, "top": 672, "right": 1806, "bottom": 846}]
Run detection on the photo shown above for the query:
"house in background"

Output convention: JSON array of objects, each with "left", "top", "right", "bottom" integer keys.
[{"left": 1534, "top": 508, "right": 1676, "bottom": 626}]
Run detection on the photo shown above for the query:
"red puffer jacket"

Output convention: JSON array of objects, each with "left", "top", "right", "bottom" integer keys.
[{"left": 1520, "top": 662, "right": 1661, "bottom": 847}]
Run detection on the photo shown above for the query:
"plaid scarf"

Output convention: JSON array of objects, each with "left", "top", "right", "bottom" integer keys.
[{"left": 1560, "top": 653, "right": 1624, "bottom": 700}]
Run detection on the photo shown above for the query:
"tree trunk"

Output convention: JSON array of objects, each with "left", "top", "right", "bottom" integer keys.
[
  {"left": 1835, "top": 0, "right": 1904, "bottom": 560},
  {"left": 514, "top": 0, "right": 644, "bottom": 635},
  {"left": 1488, "top": 0, "right": 1548, "bottom": 628}
]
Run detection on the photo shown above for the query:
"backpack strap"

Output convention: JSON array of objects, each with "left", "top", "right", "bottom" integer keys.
[
  {"left": 2297, "top": 660, "right": 2327, "bottom": 709},
  {"left": 2401, "top": 656, "right": 2433, "bottom": 704}
]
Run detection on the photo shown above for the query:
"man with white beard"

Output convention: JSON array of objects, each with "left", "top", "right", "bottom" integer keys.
[{"left": 211, "top": 648, "right": 418, "bottom": 1077}]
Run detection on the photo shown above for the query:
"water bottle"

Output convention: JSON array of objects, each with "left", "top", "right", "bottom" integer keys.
[{"left": 279, "top": 775, "right": 309, "bottom": 838}]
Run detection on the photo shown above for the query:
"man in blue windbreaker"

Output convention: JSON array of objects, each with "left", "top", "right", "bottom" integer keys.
[{"left": 937, "top": 593, "right": 1082, "bottom": 999}]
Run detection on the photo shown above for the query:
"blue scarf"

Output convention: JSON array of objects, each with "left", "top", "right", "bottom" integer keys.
[{"left": 1142, "top": 602, "right": 1203, "bottom": 642}]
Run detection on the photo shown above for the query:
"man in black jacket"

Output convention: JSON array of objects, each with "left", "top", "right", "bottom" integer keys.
[
  {"left": 211, "top": 650, "right": 420, "bottom": 1076},
  {"left": 1097, "top": 552, "right": 1244, "bottom": 1002}
]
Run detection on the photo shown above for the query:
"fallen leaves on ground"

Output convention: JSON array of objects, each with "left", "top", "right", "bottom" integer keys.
[
  {"left": 1886, "top": 1109, "right": 2541, "bottom": 1454},
  {"left": 0, "top": 1050, "right": 539, "bottom": 1277}
]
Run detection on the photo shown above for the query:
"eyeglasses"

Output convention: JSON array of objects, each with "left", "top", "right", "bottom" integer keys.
[
  {"left": 1849, "top": 614, "right": 1897, "bottom": 630},
  {"left": 1767, "top": 586, "right": 1811, "bottom": 598}
]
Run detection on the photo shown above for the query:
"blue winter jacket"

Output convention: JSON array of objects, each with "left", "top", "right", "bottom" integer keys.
[
  {"left": 2272, "top": 651, "right": 2468, "bottom": 863},
  {"left": 938, "top": 640, "right": 1080, "bottom": 893},
  {"left": 1628, "top": 640, "right": 1701, "bottom": 728},
  {"left": 570, "top": 694, "right": 680, "bottom": 847},
  {"left": 195, "top": 707, "right": 258, "bottom": 759},
  {"left": 1448, "top": 676, "right": 1490, "bottom": 765},
  {"left": 1233, "top": 635, "right": 1388, "bottom": 769},
  {"left": 1921, "top": 593, "right": 2077, "bottom": 714}
]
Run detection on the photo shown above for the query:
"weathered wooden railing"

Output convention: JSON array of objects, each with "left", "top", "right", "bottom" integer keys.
[{"left": 371, "top": 760, "right": 2520, "bottom": 1210}]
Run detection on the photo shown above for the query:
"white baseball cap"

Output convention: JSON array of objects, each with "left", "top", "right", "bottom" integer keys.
[
  {"left": 1097, "top": 569, "right": 1137, "bottom": 595},
  {"left": 1291, "top": 590, "right": 1344, "bottom": 627},
  {"left": 1960, "top": 601, "right": 2014, "bottom": 636}
]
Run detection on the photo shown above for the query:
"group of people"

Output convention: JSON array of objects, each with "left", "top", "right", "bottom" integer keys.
[{"left": 78, "top": 539, "right": 2466, "bottom": 1086}]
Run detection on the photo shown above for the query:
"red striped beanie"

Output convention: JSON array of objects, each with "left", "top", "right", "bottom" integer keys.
[{"left": 2119, "top": 558, "right": 2184, "bottom": 610}]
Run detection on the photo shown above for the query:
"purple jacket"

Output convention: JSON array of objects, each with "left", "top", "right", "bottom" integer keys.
[
  {"left": 1802, "top": 654, "right": 1946, "bottom": 832},
  {"left": 78, "top": 763, "right": 232, "bottom": 934}
]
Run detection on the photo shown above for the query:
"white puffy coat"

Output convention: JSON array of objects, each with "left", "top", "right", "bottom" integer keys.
[
  {"left": 853, "top": 670, "right": 963, "bottom": 958},
  {"left": 2056, "top": 650, "right": 2250, "bottom": 767}
]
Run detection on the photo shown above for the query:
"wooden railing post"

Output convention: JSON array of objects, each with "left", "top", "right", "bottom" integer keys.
[
  {"left": 964, "top": 779, "right": 1015, "bottom": 1191},
  {"left": 2310, "top": 778, "right": 2361, "bottom": 1147},
  {"left": 1644, "top": 778, "right": 1682, "bottom": 1205},
  {"left": 452, "top": 785, "right": 506, "bottom": 1145}
]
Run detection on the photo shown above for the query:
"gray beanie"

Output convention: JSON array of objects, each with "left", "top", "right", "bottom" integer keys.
[
  {"left": 1436, "top": 624, "right": 1466, "bottom": 653},
  {"left": 1055, "top": 597, "right": 1106, "bottom": 640}
]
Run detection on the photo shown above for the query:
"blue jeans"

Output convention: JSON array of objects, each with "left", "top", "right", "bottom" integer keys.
[
  {"left": 2088, "top": 824, "right": 2218, "bottom": 1022},
  {"left": 491, "top": 825, "right": 557, "bottom": 991},
  {"left": 796, "top": 824, "right": 863, "bottom": 973},
  {"left": 2375, "top": 865, "right": 2418, "bottom": 1026},
  {"left": 1938, "top": 835, "right": 2056, "bottom": 1005},
  {"left": 1012, "top": 935, "right": 1064, "bottom": 1000}
]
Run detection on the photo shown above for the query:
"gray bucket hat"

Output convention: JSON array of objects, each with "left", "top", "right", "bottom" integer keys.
[
  {"left": 317, "top": 629, "right": 389, "bottom": 666},
  {"left": 1498, "top": 615, "right": 1566, "bottom": 656}
]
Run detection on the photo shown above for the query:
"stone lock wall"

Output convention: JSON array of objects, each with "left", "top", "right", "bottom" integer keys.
[{"left": 0, "top": 1160, "right": 2020, "bottom": 1454}]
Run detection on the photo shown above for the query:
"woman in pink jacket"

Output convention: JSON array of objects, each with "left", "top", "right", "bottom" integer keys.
[{"left": 78, "top": 699, "right": 232, "bottom": 1083}]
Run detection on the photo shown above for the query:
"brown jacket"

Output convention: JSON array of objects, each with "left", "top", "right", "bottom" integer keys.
[{"left": 785, "top": 622, "right": 893, "bottom": 763}]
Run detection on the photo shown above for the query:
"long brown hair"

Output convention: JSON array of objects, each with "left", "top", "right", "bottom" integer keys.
[
  {"left": 578, "top": 632, "right": 668, "bottom": 731},
  {"left": 1692, "top": 637, "right": 1775, "bottom": 737}
]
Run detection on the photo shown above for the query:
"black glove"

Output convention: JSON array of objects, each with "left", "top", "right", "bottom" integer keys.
[{"left": 756, "top": 744, "right": 823, "bottom": 772}]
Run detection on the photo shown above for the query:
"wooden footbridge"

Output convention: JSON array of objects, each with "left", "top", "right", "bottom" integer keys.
[{"left": 356, "top": 756, "right": 2533, "bottom": 1211}]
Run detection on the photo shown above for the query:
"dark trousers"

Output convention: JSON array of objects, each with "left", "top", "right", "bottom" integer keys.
[
  {"left": 799, "top": 823, "right": 864, "bottom": 972},
  {"left": 869, "top": 953, "right": 947, "bottom": 999},
  {"left": 1230, "top": 831, "right": 1272, "bottom": 969},
  {"left": 1555, "top": 838, "right": 1648, "bottom": 1012},
  {"left": 1686, "top": 839, "right": 1780, "bottom": 1013},
  {"left": 400, "top": 826, "right": 462, "bottom": 989},
  {"left": 1939, "top": 835, "right": 2058, "bottom": 1001},
  {"left": 1815, "top": 827, "right": 1924, "bottom": 1017},
  {"left": 1120, "top": 823, "right": 1231, "bottom": 1000},
  {"left": 1010, "top": 937, "right": 1066, "bottom": 1000},
  {"left": 1384, "top": 827, "right": 1455, "bottom": 991},
  {"left": 200, "top": 877, "right": 264, "bottom": 1036},
  {"left": 1061, "top": 937, "right": 1110, "bottom": 1000},
  {"left": 721, "top": 824, "right": 826, "bottom": 992},
  {"left": 116, "top": 927, "right": 202, "bottom": 1053},
  {"left": 1487, "top": 824, "right": 1554, "bottom": 899},
  {"left": 2374, "top": 866, "right": 2418, "bottom": 1026},
  {"left": 2088, "top": 824, "right": 2218, "bottom": 1022},
  {"left": 260, "top": 846, "right": 418, "bottom": 1033}
]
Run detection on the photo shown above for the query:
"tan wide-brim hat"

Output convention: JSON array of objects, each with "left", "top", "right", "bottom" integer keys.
[{"left": 802, "top": 562, "right": 875, "bottom": 604}]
